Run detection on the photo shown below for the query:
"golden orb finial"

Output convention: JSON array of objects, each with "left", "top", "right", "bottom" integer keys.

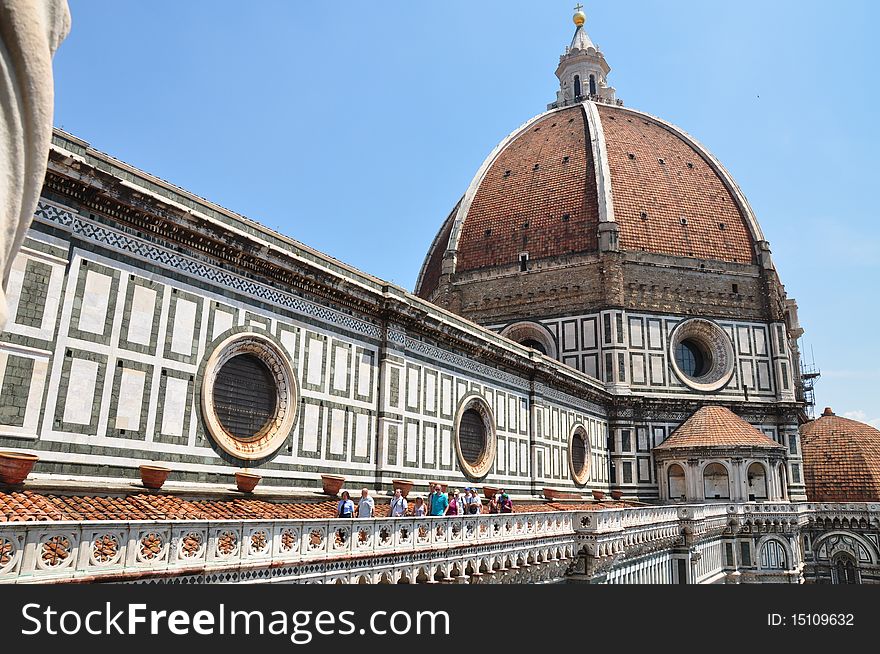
[{"left": 573, "top": 4, "right": 586, "bottom": 26}]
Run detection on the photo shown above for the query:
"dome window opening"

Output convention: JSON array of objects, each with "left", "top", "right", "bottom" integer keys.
[
  {"left": 562, "top": 213, "right": 571, "bottom": 222},
  {"left": 519, "top": 252, "right": 529, "bottom": 272},
  {"left": 569, "top": 425, "right": 591, "bottom": 486},
  {"left": 503, "top": 169, "right": 511, "bottom": 178},
  {"left": 520, "top": 339, "right": 547, "bottom": 355},
  {"left": 675, "top": 338, "right": 710, "bottom": 378}
]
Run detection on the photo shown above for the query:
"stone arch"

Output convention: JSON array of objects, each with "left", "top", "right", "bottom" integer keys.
[
  {"left": 702, "top": 461, "right": 731, "bottom": 500},
  {"left": 747, "top": 462, "right": 769, "bottom": 500},
  {"left": 831, "top": 552, "right": 860, "bottom": 584},
  {"left": 757, "top": 536, "right": 790, "bottom": 570},
  {"left": 667, "top": 463, "right": 686, "bottom": 500},
  {"left": 500, "top": 321, "right": 559, "bottom": 360},
  {"left": 357, "top": 575, "right": 371, "bottom": 585},
  {"left": 813, "top": 531, "right": 878, "bottom": 565}
]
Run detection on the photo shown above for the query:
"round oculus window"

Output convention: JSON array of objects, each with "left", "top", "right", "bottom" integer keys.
[
  {"left": 568, "top": 424, "right": 591, "bottom": 486},
  {"left": 668, "top": 319, "right": 735, "bottom": 392},
  {"left": 674, "top": 339, "right": 711, "bottom": 378},
  {"left": 213, "top": 353, "right": 278, "bottom": 442},
  {"left": 201, "top": 332, "right": 297, "bottom": 460},
  {"left": 454, "top": 394, "right": 497, "bottom": 480}
]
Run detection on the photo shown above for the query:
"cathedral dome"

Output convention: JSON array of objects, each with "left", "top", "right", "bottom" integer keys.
[
  {"left": 416, "top": 101, "right": 765, "bottom": 300},
  {"left": 801, "top": 408, "right": 880, "bottom": 502}
]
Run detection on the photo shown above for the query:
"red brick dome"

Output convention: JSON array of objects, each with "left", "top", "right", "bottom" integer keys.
[
  {"left": 801, "top": 408, "right": 880, "bottom": 502},
  {"left": 416, "top": 102, "right": 764, "bottom": 300}
]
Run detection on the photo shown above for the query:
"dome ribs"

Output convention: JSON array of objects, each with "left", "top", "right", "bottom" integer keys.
[
  {"left": 597, "top": 105, "right": 756, "bottom": 264},
  {"left": 455, "top": 106, "right": 599, "bottom": 273}
]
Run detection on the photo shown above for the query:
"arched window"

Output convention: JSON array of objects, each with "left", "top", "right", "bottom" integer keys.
[
  {"left": 759, "top": 540, "right": 787, "bottom": 570},
  {"left": 589, "top": 74, "right": 597, "bottom": 96},
  {"left": 520, "top": 339, "right": 546, "bottom": 355},
  {"left": 573, "top": 75, "right": 581, "bottom": 99},
  {"left": 747, "top": 462, "right": 768, "bottom": 500},
  {"left": 702, "top": 462, "right": 730, "bottom": 500},
  {"left": 667, "top": 464, "right": 686, "bottom": 500},
  {"left": 832, "top": 554, "right": 858, "bottom": 584}
]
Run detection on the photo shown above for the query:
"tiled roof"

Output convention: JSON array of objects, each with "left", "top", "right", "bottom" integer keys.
[
  {"left": 416, "top": 202, "right": 457, "bottom": 300},
  {"left": 654, "top": 406, "right": 785, "bottom": 451},
  {"left": 454, "top": 105, "right": 600, "bottom": 274},
  {"left": 415, "top": 103, "right": 759, "bottom": 298},
  {"left": 597, "top": 105, "right": 756, "bottom": 264},
  {"left": 0, "top": 490, "right": 633, "bottom": 522},
  {"left": 801, "top": 408, "right": 880, "bottom": 502}
]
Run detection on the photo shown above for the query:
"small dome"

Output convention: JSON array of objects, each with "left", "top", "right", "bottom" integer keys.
[
  {"left": 654, "top": 406, "right": 784, "bottom": 451},
  {"left": 801, "top": 410, "right": 880, "bottom": 502}
]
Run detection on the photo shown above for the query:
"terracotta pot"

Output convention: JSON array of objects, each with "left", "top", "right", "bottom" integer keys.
[
  {"left": 543, "top": 487, "right": 558, "bottom": 501},
  {"left": 611, "top": 490, "right": 624, "bottom": 501},
  {"left": 321, "top": 474, "right": 346, "bottom": 496},
  {"left": 482, "top": 485, "right": 499, "bottom": 500},
  {"left": 139, "top": 465, "right": 171, "bottom": 490},
  {"left": 427, "top": 481, "right": 448, "bottom": 493},
  {"left": 0, "top": 452, "right": 38, "bottom": 486},
  {"left": 392, "top": 479, "right": 414, "bottom": 498},
  {"left": 235, "top": 471, "right": 261, "bottom": 493},
  {"left": 592, "top": 490, "right": 606, "bottom": 501}
]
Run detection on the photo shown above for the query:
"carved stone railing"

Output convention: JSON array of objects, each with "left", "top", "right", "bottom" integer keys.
[{"left": 0, "top": 512, "right": 574, "bottom": 584}]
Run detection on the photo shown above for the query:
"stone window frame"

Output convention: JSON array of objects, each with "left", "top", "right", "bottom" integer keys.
[
  {"left": 500, "top": 321, "right": 559, "bottom": 360},
  {"left": 668, "top": 318, "right": 736, "bottom": 392},
  {"left": 701, "top": 460, "right": 733, "bottom": 500},
  {"left": 757, "top": 536, "right": 791, "bottom": 571},
  {"left": 568, "top": 423, "right": 591, "bottom": 486},
  {"left": 200, "top": 330, "right": 298, "bottom": 462},
  {"left": 453, "top": 393, "right": 497, "bottom": 481}
]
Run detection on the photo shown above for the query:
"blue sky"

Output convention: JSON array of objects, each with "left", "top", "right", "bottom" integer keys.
[{"left": 52, "top": 0, "right": 879, "bottom": 423}]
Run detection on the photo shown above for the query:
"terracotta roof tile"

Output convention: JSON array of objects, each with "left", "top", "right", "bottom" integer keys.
[
  {"left": 0, "top": 490, "right": 632, "bottom": 522},
  {"left": 654, "top": 406, "right": 784, "bottom": 450},
  {"left": 801, "top": 408, "right": 880, "bottom": 502},
  {"left": 597, "top": 105, "right": 755, "bottom": 263},
  {"left": 417, "top": 103, "right": 759, "bottom": 299},
  {"left": 455, "top": 106, "right": 599, "bottom": 273}
]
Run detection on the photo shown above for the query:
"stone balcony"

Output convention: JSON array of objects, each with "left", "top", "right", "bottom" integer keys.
[
  {"left": 0, "top": 512, "right": 576, "bottom": 585},
  {"left": 2, "top": 501, "right": 878, "bottom": 584}
]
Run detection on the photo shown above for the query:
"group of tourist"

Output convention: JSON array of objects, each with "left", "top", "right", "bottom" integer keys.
[{"left": 336, "top": 485, "right": 513, "bottom": 518}]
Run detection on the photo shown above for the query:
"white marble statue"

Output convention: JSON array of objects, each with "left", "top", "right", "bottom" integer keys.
[{"left": 0, "top": 0, "right": 70, "bottom": 329}]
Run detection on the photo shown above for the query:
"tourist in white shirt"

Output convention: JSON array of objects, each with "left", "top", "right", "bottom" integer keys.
[
  {"left": 390, "top": 488, "right": 408, "bottom": 517},
  {"left": 357, "top": 488, "right": 375, "bottom": 518}
]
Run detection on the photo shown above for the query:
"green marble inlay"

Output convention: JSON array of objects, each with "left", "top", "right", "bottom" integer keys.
[
  {"left": 0, "top": 355, "right": 34, "bottom": 427},
  {"left": 14, "top": 259, "right": 52, "bottom": 328}
]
